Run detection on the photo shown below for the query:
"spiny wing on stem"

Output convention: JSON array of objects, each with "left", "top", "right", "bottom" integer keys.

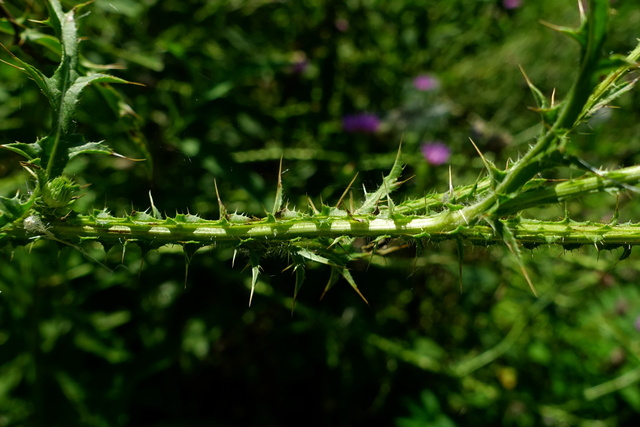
[{"left": 356, "top": 145, "right": 404, "bottom": 215}]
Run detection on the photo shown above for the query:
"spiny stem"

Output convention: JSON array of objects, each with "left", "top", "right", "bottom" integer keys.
[{"left": 13, "top": 215, "right": 640, "bottom": 248}]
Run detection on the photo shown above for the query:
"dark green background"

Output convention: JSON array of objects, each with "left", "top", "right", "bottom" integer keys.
[{"left": 2, "top": 0, "right": 640, "bottom": 425}]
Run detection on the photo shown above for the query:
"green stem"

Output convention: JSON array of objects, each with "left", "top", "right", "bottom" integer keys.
[
  {"left": 451, "top": 296, "right": 551, "bottom": 377},
  {"left": 10, "top": 214, "right": 640, "bottom": 248},
  {"left": 6, "top": 162, "right": 640, "bottom": 248},
  {"left": 554, "top": 0, "right": 609, "bottom": 132},
  {"left": 584, "top": 365, "right": 640, "bottom": 401},
  {"left": 495, "top": 165, "right": 640, "bottom": 215},
  {"left": 397, "top": 164, "right": 640, "bottom": 217}
]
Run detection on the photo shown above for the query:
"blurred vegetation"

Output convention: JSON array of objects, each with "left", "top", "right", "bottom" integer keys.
[{"left": 2, "top": 0, "right": 640, "bottom": 425}]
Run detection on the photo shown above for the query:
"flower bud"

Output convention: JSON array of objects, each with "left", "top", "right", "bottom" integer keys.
[{"left": 42, "top": 176, "right": 80, "bottom": 208}]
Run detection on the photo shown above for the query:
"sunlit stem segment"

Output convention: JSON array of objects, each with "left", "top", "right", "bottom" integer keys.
[{"left": 21, "top": 215, "right": 640, "bottom": 249}]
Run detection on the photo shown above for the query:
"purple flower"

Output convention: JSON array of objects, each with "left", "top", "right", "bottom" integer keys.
[
  {"left": 335, "top": 18, "right": 349, "bottom": 32},
  {"left": 413, "top": 74, "right": 439, "bottom": 91},
  {"left": 289, "top": 52, "right": 309, "bottom": 74},
  {"left": 342, "top": 113, "right": 381, "bottom": 133},
  {"left": 421, "top": 142, "right": 451, "bottom": 165},
  {"left": 290, "top": 59, "right": 309, "bottom": 74},
  {"left": 635, "top": 315, "right": 640, "bottom": 332},
  {"left": 503, "top": 0, "right": 522, "bottom": 9}
]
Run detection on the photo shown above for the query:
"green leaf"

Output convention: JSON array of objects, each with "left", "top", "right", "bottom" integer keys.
[
  {"left": 0, "top": 193, "right": 32, "bottom": 227},
  {"left": 52, "top": 73, "right": 139, "bottom": 139},
  {"left": 494, "top": 219, "right": 537, "bottom": 296},
  {"left": 294, "top": 248, "right": 339, "bottom": 300},
  {"left": 290, "top": 255, "right": 306, "bottom": 313},
  {"left": 0, "top": 19, "right": 14, "bottom": 37},
  {"left": 519, "top": 65, "right": 549, "bottom": 112},
  {"left": 295, "top": 247, "right": 368, "bottom": 303},
  {"left": 92, "top": 83, "right": 153, "bottom": 175},
  {"left": 24, "top": 30, "right": 61, "bottom": 57},
  {"left": 183, "top": 244, "right": 200, "bottom": 288},
  {"left": 577, "top": 43, "right": 640, "bottom": 124},
  {"left": 67, "top": 141, "right": 115, "bottom": 159},
  {"left": 295, "top": 247, "right": 337, "bottom": 266},
  {"left": 1, "top": 0, "right": 143, "bottom": 179},
  {"left": 320, "top": 267, "right": 340, "bottom": 301},
  {"left": 0, "top": 141, "right": 43, "bottom": 161},
  {"left": 554, "top": 0, "right": 610, "bottom": 131},
  {"left": 337, "top": 268, "right": 369, "bottom": 305},
  {"left": 148, "top": 192, "right": 163, "bottom": 220},
  {"left": 0, "top": 44, "right": 51, "bottom": 103}
]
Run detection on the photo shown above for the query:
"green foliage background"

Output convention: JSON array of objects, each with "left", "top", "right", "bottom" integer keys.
[{"left": 2, "top": 0, "right": 640, "bottom": 425}]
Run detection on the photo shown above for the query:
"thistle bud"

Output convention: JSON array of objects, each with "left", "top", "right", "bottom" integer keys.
[{"left": 42, "top": 176, "right": 80, "bottom": 208}]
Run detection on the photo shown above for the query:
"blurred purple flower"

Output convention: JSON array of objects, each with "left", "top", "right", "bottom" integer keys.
[
  {"left": 335, "top": 18, "right": 349, "bottom": 32},
  {"left": 503, "top": 0, "right": 522, "bottom": 9},
  {"left": 290, "top": 59, "right": 309, "bottom": 74},
  {"left": 635, "top": 315, "right": 640, "bottom": 332},
  {"left": 289, "top": 51, "right": 309, "bottom": 74},
  {"left": 413, "top": 74, "right": 439, "bottom": 91},
  {"left": 342, "top": 114, "right": 381, "bottom": 133},
  {"left": 421, "top": 142, "right": 451, "bottom": 165}
]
